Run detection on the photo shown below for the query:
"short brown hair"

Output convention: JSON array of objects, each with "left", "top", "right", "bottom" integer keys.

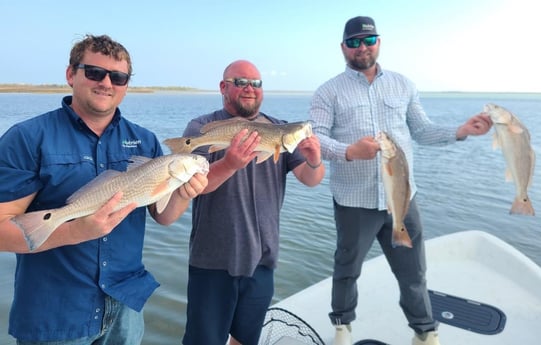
[{"left": 69, "top": 34, "right": 132, "bottom": 76}]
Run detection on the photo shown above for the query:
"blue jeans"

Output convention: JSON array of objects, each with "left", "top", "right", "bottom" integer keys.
[{"left": 17, "top": 296, "right": 144, "bottom": 345}]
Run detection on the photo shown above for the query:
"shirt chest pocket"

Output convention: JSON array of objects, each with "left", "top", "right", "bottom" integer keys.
[
  {"left": 39, "top": 153, "right": 132, "bottom": 193},
  {"left": 41, "top": 153, "right": 97, "bottom": 188},
  {"left": 382, "top": 98, "right": 408, "bottom": 122},
  {"left": 334, "top": 101, "right": 372, "bottom": 138}
]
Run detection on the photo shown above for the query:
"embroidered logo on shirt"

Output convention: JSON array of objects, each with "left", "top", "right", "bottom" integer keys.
[{"left": 122, "top": 139, "right": 142, "bottom": 148}]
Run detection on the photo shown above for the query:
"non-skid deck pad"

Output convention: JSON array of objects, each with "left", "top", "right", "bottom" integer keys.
[
  {"left": 429, "top": 290, "right": 506, "bottom": 334},
  {"left": 354, "top": 340, "right": 389, "bottom": 345}
]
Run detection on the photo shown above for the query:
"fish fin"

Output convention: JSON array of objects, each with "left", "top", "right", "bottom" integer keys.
[
  {"left": 492, "top": 132, "right": 501, "bottom": 150},
  {"left": 392, "top": 223, "right": 413, "bottom": 248},
  {"left": 151, "top": 179, "right": 171, "bottom": 197},
  {"left": 200, "top": 117, "right": 247, "bottom": 133},
  {"left": 510, "top": 196, "right": 535, "bottom": 216},
  {"left": 508, "top": 123, "right": 524, "bottom": 134},
  {"left": 255, "top": 152, "right": 273, "bottom": 164},
  {"left": 11, "top": 210, "right": 61, "bottom": 251},
  {"left": 150, "top": 179, "right": 174, "bottom": 214},
  {"left": 208, "top": 144, "right": 229, "bottom": 153},
  {"left": 163, "top": 137, "right": 194, "bottom": 154},
  {"left": 67, "top": 170, "right": 121, "bottom": 203},
  {"left": 155, "top": 193, "right": 173, "bottom": 214},
  {"left": 127, "top": 156, "right": 152, "bottom": 170},
  {"left": 385, "top": 163, "right": 394, "bottom": 176},
  {"left": 273, "top": 145, "right": 281, "bottom": 163},
  {"left": 254, "top": 115, "right": 273, "bottom": 124}
]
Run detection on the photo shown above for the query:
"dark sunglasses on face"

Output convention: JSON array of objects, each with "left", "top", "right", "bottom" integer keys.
[
  {"left": 76, "top": 64, "right": 130, "bottom": 86},
  {"left": 224, "top": 78, "right": 263, "bottom": 89},
  {"left": 344, "top": 36, "right": 378, "bottom": 49}
]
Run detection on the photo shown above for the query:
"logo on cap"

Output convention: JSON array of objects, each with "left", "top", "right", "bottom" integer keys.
[{"left": 362, "top": 24, "right": 375, "bottom": 31}]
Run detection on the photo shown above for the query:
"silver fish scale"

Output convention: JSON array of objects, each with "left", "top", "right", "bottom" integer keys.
[
  {"left": 193, "top": 120, "right": 311, "bottom": 153},
  {"left": 50, "top": 154, "right": 208, "bottom": 223}
]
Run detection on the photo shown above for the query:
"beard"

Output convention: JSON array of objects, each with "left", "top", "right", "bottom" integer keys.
[
  {"left": 346, "top": 50, "right": 378, "bottom": 71},
  {"left": 236, "top": 103, "right": 259, "bottom": 118},
  {"left": 225, "top": 94, "right": 261, "bottom": 118}
]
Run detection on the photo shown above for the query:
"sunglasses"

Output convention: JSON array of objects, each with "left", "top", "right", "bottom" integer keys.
[
  {"left": 76, "top": 64, "right": 130, "bottom": 86},
  {"left": 344, "top": 36, "right": 378, "bottom": 49},
  {"left": 224, "top": 78, "right": 263, "bottom": 89}
]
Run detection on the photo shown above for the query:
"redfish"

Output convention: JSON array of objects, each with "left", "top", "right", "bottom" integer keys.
[
  {"left": 12, "top": 154, "right": 209, "bottom": 251},
  {"left": 485, "top": 103, "right": 535, "bottom": 216},
  {"left": 163, "top": 117, "right": 312, "bottom": 164},
  {"left": 376, "top": 131, "right": 413, "bottom": 248}
]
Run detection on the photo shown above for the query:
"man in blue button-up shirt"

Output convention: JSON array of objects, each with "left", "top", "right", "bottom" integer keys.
[{"left": 0, "top": 35, "right": 207, "bottom": 344}]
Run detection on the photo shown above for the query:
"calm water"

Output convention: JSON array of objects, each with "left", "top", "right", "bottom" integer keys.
[{"left": 1, "top": 92, "right": 540, "bottom": 344}]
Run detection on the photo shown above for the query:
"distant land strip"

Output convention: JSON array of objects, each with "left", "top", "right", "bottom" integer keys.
[
  {"left": 1, "top": 84, "right": 538, "bottom": 97},
  {"left": 0, "top": 84, "right": 202, "bottom": 94}
]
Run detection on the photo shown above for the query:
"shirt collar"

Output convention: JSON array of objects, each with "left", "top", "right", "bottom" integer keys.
[
  {"left": 61, "top": 95, "right": 122, "bottom": 131},
  {"left": 344, "top": 63, "right": 383, "bottom": 81}
]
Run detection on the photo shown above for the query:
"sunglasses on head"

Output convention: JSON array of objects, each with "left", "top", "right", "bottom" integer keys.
[
  {"left": 224, "top": 78, "right": 263, "bottom": 89},
  {"left": 344, "top": 36, "right": 378, "bottom": 49},
  {"left": 76, "top": 64, "right": 130, "bottom": 86}
]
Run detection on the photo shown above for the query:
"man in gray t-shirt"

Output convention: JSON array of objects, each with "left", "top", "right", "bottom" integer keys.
[{"left": 181, "top": 60, "right": 325, "bottom": 345}]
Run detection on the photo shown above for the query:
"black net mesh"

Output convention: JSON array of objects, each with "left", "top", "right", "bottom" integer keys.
[{"left": 258, "top": 307, "right": 325, "bottom": 345}]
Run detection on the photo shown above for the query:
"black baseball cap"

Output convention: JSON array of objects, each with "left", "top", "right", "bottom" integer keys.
[{"left": 343, "top": 16, "right": 378, "bottom": 41}]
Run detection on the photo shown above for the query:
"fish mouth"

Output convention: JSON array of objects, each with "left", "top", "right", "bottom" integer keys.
[{"left": 483, "top": 103, "right": 496, "bottom": 112}]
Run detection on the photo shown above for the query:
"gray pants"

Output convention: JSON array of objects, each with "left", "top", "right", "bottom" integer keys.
[{"left": 329, "top": 197, "right": 437, "bottom": 334}]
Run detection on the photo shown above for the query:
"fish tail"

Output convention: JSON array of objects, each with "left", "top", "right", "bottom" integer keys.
[
  {"left": 510, "top": 196, "right": 535, "bottom": 216},
  {"left": 392, "top": 223, "right": 413, "bottom": 248},
  {"left": 163, "top": 137, "right": 193, "bottom": 154},
  {"left": 11, "top": 210, "right": 61, "bottom": 251}
]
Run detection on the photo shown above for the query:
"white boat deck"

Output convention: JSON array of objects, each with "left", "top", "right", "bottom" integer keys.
[{"left": 265, "top": 231, "right": 541, "bottom": 344}]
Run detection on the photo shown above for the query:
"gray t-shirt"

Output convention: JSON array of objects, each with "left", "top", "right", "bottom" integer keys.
[{"left": 184, "top": 109, "right": 305, "bottom": 277}]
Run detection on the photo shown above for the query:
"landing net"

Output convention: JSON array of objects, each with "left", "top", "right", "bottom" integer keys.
[{"left": 259, "top": 307, "right": 325, "bottom": 345}]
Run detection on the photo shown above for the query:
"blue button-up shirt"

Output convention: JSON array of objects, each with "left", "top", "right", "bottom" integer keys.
[
  {"left": 0, "top": 96, "right": 162, "bottom": 341},
  {"left": 310, "top": 65, "right": 458, "bottom": 209}
]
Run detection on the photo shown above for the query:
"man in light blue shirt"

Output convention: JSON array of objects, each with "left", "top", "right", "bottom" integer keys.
[{"left": 310, "top": 16, "right": 492, "bottom": 345}]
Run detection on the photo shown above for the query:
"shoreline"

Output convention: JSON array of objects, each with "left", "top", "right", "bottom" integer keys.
[
  {"left": 0, "top": 84, "right": 539, "bottom": 98},
  {"left": 0, "top": 84, "right": 314, "bottom": 95},
  {"left": 0, "top": 84, "right": 202, "bottom": 94}
]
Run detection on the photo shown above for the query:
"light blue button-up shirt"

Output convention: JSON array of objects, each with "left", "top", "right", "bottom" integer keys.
[{"left": 310, "top": 64, "right": 458, "bottom": 209}]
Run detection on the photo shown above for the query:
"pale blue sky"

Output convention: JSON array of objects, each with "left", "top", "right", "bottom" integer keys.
[{"left": 0, "top": 0, "right": 538, "bottom": 92}]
